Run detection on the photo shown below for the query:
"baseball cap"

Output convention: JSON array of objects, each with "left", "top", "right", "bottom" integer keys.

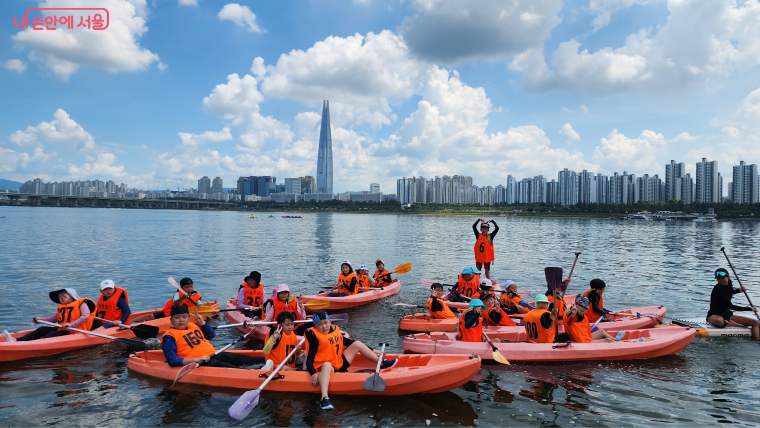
[
  {"left": 535, "top": 294, "right": 549, "bottom": 304},
  {"left": 100, "top": 279, "right": 115, "bottom": 290}
]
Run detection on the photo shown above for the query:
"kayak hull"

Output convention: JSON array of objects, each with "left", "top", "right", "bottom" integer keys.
[
  {"left": 224, "top": 299, "right": 272, "bottom": 341},
  {"left": 403, "top": 327, "right": 695, "bottom": 362},
  {"left": 302, "top": 280, "right": 401, "bottom": 313},
  {"left": 127, "top": 350, "right": 481, "bottom": 395},
  {"left": 0, "top": 302, "right": 220, "bottom": 363}
]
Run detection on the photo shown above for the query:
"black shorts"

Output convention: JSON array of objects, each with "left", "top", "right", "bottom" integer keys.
[
  {"left": 152, "top": 311, "right": 166, "bottom": 319},
  {"left": 337, "top": 354, "right": 350, "bottom": 372}
]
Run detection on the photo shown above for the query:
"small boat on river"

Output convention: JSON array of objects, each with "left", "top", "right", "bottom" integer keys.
[{"left": 301, "top": 280, "right": 401, "bottom": 313}]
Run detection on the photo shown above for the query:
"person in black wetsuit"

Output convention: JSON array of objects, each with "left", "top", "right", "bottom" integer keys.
[{"left": 707, "top": 268, "right": 759, "bottom": 339}]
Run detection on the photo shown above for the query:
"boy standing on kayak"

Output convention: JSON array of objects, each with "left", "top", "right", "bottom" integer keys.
[
  {"left": 132, "top": 277, "right": 203, "bottom": 323},
  {"left": 6, "top": 288, "right": 96, "bottom": 342},
  {"left": 473, "top": 219, "right": 498, "bottom": 280},
  {"left": 92, "top": 280, "right": 131, "bottom": 330},
  {"left": 373, "top": 259, "right": 393, "bottom": 286},
  {"left": 263, "top": 311, "right": 303, "bottom": 371},
  {"left": 237, "top": 271, "right": 264, "bottom": 319},
  {"left": 426, "top": 283, "right": 457, "bottom": 319},
  {"left": 161, "top": 305, "right": 264, "bottom": 368},
  {"left": 305, "top": 311, "right": 397, "bottom": 410}
]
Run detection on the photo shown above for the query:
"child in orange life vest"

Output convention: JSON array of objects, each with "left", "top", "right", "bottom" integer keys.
[
  {"left": 237, "top": 271, "right": 264, "bottom": 319},
  {"left": 426, "top": 283, "right": 457, "bottom": 319},
  {"left": 500, "top": 280, "right": 533, "bottom": 314},
  {"left": 161, "top": 305, "right": 265, "bottom": 368},
  {"left": 564, "top": 296, "right": 618, "bottom": 343},
  {"left": 583, "top": 279, "right": 619, "bottom": 324},
  {"left": 355, "top": 264, "right": 374, "bottom": 291},
  {"left": 480, "top": 292, "right": 517, "bottom": 327},
  {"left": 444, "top": 267, "right": 480, "bottom": 303},
  {"left": 131, "top": 277, "right": 202, "bottom": 323},
  {"left": 456, "top": 299, "right": 499, "bottom": 343},
  {"left": 306, "top": 311, "right": 398, "bottom": 410},
  {"left": 92, "top": 279, "right": 131, "bottom": 330},
  {"left": 14, "top": 288, "right": 96, "bottom": 342},
  {"left": 327, "top": 261, "right": 357, "bottom": 297},
  {"left": 473, "top": 219, "right": 498, "bottom": 280},
  {"left": 263, "top": 311, "right": 304, "bottom": 371},
  {"left": 373, "top": 259, "right": 393, "bottom": 286},
  {"left": 263, "top": 284, "right": 306, "bottom": 327},
  {"left": 544, "top": 279, "right": 569, "bottom": 326},
  {"left": 523, "top": 294, "right": 567, "bottom": 343}
]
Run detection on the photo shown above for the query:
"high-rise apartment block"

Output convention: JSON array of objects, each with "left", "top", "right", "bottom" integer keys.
[
  {"left": 198, "top": 176, "right": 211, "bottom": 195},
  {"left": 665, "top": 160, "right": 685, "bottom": 201},
  {"left": 211, "top": 177, "right": 223, "bottom": 195},
  {"left": 370, "top": 183, "right": 380, "bottom": 193},
  {"left": 695, "top": 158, "right": 720, "bottom": 203},
  {"left": 732, "top": 161, "right": 759, "bottom": 203}
]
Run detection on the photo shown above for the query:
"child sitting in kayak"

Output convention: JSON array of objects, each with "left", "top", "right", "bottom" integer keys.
[
  {"left": 444, "top": 267, "right": 480, "bottom": 303},
  {"left": 480, "top": 292, "right": 517, "bottom": 327},
  {"left": 263, "top": 284, "right": 306, "bottom": 332},
  {"left": 92, "top": 280, "right": 131, "bottom": 330},
  {"left": 6, "top": 288, "right": 96, "bottom": 342},
  {"left": 132, "top": 277, "right": 202, "bottom": 323},
  {"left": 523, "top": 295, "right": 565, "bottom": 343},
  {"left": 564, "top": 296, "right": 619, "bottom": 343},
  {"left": 306, "top": 311, "right": 397, "bottom": 410},
  {"left": 456, "top": 299, "right": 500, "bottom": 343},
  {"left": 500, "top": 280, "right": 533, "bottom": 314},
  {"left": 326, "top": 261, "right": 357, "bottom": 297},
  {"left": 583, "top": 279, "right": 619, "bottom": 324},
  {"left": 237, "top": 271, "right": 264, "bottom": 319},
  {"left": 373, "top": 259, "right": 393, "bottom": 286},
  {"left": 161, "top": 305, "right": 264, "bottom": 368},
  {"left": 426, "top": 283, "right": 457, "bottom": 319},
  {"left": 263, "top": 311, "right": 303, "bottom": 371},
  {"left": 355, "top": 265, "right": 375, "bottom": 290}
]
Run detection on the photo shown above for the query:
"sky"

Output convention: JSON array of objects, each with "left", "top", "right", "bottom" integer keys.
[{"left": 1, "top": 0, "right": 760, "bottom": 194}]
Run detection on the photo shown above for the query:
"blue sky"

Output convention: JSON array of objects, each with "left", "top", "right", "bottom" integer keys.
[{"left": 2, "top": 0, "right": 760, "bottom": 193}]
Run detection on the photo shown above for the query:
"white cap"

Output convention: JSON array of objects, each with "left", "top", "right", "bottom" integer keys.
[
  {"left": 480, "top": 278, "right": 492, "bottom": 287},
  {"left": 342, "top": 260, "right": 351, "bottom": 266},
  {"left": 100, "top": 279, "right": 115, "bottom": 290},
  {"left": 358, "top": 264, "right": 368, "bottom": 271},
  {"left": 503, "top": 280, "right": 516, "bottom": 288}
]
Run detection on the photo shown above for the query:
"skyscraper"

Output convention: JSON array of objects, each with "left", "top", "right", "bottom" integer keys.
[
  {"left": 665, "top": 160, "right": 685, "bottom": 201},
  {"left": 732, "top": 161, "right": 759, "bottom": 203},
  {"left": 695, "top": 158, "right": 719, "bottom": 203},
  {"left": 316, "top": 100, "right": 333, "bottom": 194},
  {"left": 198, "top": 176, "right": 211, "bottom": 195},
  {"left": 211, "top": 177, "right": 223, "bottom": 194}
]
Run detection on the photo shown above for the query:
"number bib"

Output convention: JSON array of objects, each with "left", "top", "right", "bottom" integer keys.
[
  {"left": 265, "top": 330, "right": 300, "bottom": 368},
  {"left": 161, "top": 323, "right": 216, "bottom": 359},
  {"left": 523, "top": 309, "right": 556, "bottom": 343}
]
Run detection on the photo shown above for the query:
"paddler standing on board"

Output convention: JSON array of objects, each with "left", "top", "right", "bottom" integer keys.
[{"left": 473, "top": 218, "right": 498, "bottom": 280}]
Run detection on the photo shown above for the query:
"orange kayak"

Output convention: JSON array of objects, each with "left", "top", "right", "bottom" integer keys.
[
  {"left": 443, "top": 283, "right": 531, "bottom": 311},
  {"left": 128, "top": 350, "right": 481, "bottom": 394},
  {"left": 403, "top": 327, "right": 695, "bottom": 362},
  {"left": 0, "top": 302, "right": 220, "bottom": 363},
  {"left": 302, "top": 280, "right": 401, "bottom": 313},
  {"left": 223, "top": 299, "right": 272, "bottom": 340}
]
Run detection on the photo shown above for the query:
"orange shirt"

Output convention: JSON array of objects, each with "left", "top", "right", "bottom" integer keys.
[
  {"left": 474, "top": 233, "right": 495, "bottom": 263},
  {"left": 265, "top": 329, "right": 300, "bottom": 368},
  {"left": 308, "top": 325, "right": 344, "bottom": 371},
  {"left": 426, "top": 297, "right": 456, "bottom": 319}
]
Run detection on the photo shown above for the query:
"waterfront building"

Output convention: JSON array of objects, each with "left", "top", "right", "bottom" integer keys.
[
  {"left": 370, "top": 183, "right": 380, "bottom": 193},
  {"left": 285, "top": 178, "right": 302, "bottom": 194},
  {"left": 695, "top": 158, "right": 720, "bottom": 203},
  {"left": 316, "top": 100, "right": 333, "bottom": 195},
  {"left": 299, "top": 176, "right": 316, "bottom": 194},
  {"left": 732, "top": 161, "right": 759, "bottom": 203},
  {"left": 665, "top": 160, "right": 686, "bottom": 201},
  {"left": 198, "top": 176, "right": 211, "bottom": 195},
  {"left": 211, "top": 177, "right": 223, "bottom": 195}
]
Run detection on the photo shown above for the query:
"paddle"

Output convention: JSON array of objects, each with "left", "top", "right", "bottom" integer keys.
[
  {"left": 720, "top": 247, "right": 760, "bottom": 326},
  {"left": 545, "top": 267, "right": 563, "bottom": 339},
  {"left": 188, "top": 306, "right": 222, "bottom": 317},
  {"left": 228, "top": 337, "right": 305, "bottom": 420},
  {"left": 36, "top": 320, "right": 146, "bottom": 349},
  {"left": 173, "top": 328, "right": 257, "bottom": 386},
  {"left": 393, "top": 303, "right": 426, "bottom": 309},
  {"left": 94, "top": 317, "right": 159, "bottom": 340},
  {"left": 168, "top": 277, "right": 189, "bottom": 296},
  {"left": 482, "top": 331, "right": 510, "bottom": 365},
  {"left": 561, "top": 252, "right": 581, "bottom": 300},
  {"left": 217, "top": 315, "right": 349, "bottom": 329},
  {"left": 363, "top": 343, "right": 389, "bottom": 391}
]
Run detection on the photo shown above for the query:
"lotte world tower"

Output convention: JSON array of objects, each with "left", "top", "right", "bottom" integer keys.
[{"left": 316, "top": 100, "right": 333, "bottom": 194}]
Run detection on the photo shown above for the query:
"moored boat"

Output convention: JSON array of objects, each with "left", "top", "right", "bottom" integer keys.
[
  {"left": 127, "top": 350, "right": 481, "bottom": 395},
  {"left": 302, "top": 280, "right": 401, "bottom": 313},
  {"left": 403, "top": 327, "right": 695, "bottom": 362}
]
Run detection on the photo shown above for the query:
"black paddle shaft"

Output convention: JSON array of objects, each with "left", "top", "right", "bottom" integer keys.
[{"left": 720, "top": 247, "right": 760, "bottom": 322}]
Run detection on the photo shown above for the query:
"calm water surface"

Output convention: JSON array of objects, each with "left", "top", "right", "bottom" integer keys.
[{"left": 1, "top": 207, "right": 759, "bottom": 426}]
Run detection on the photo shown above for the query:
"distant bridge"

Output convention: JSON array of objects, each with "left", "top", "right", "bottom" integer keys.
[{"left": 0, "top": 193, "right": 225, "bottom": 209}]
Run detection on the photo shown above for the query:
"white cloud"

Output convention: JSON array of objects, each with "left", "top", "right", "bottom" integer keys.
[
  {"left": 722, "top": 126, "right": 739, "bottom": 137},
  {"left": 8, "top": 109, "right": 95, "bottom": 149},
  {"left": 580, "top": 104, "right": 588, "bottom": 113},
  {"left": 588, "top": 0, "right": 652, "bottom": 31},
  {"left": 562, "top": 107, "right": 573, "bottom": 113},
  {"left": 259, "top": 30, "right": 422, "bottom": 128},
  {"left": 398, "top": 0, "right": 562, "bottom": 64},
  {"left": 178, "top": 127, "right": 233, "bottom": 146},
  {"left": 178, "top": 0, "right": 198, "bottom": 6},
  {"left": 13, "top": 0, "right": 161, "bottom": 81},
  {"left": 202, "top": 73, "right": 265, "bottom": 125},
  {"left": 511, "top": 1, "right": 760, "bottom": 95},
  {"left": 668, "top": 131, "right": 700, "bottom": 143},
  {"left": 3, "top": 59, "right": 27, "bottom": 73},
  {"left": 218, "top": 3, "right": 264, "bottom": 33},
  {"left": 592, "top": 129, "right": 668, "bottom": 174},
  {"left": 250, "top": 57, "right": 266, "bottom": 77},
  {"left": 559, "top": 123, "right": 580, "bottom": 141},
  {"left": 738, "top": 86, "right": 760, "bottom": 124},
  {"left": 0, "top": 147, "right": 51, "bottom": 173},
  {"left": 66, "top": 152, "right": 128, "bottom": 178}
]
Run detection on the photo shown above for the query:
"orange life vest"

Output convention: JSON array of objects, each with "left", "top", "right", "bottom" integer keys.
[
  {"left": 566, "top": 313, "right": 593, "bottom": 343},
  {"left": 161, "top": 322, "right": 216, "bottom": 359},
  {"left": 501, "top": 291, "right": 523, "bottom": 308},
  {"left": 239, "top": 282, "right": 263, "bottom": 307},
  {"left": 356, "top": 274, "right": 372, "bottom": 291},
  {"left": 337, "top": 273, "right": 358, "bottom": 295},
  {"left": 57, "top": 298, "right": 96, "bottom": 332},
  {"left": 456, "top": 309, "right": 482, "bottom": 342},
  {"left": 162, "top": 291, "right": 202, "bottom": 317},
  {"left": 373, "top": 269, "right": 390, "bottom": 285},
  {"left": 583, "top": 289, "right": 604, "bottom": 323},
  {"left": 546, "top": 294, "right": 566, "bottom": 326},
  {"left": 457, "top": 274, "right": 480, "bottom": 299},
  {"left": 484, "top": 307, "right": 516, "bottom": 326},
  {"left": 523, "top": 309, "right": 555, "bottom": 343},
  {"left": 426, "top": 297, "right": 456, "bottom": 319},
  {"left": 265, "top": 329, "right": 300, "bottom": 368},
  {"left": 474, "top": 233, "right": 495, "bottom": 263},
  {"left": 96, "top": 287, "right": 129, "bottom": 324},
  {"left": 308, "top": 325, "right": 344, "bottom": 371},
  {"left": 272, "top": 296, "right": 299, "bottom": 320}
]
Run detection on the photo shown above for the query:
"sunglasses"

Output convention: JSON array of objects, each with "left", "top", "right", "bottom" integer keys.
[{"left": 715, "top": 272, "right": 728, "bottom": 278}]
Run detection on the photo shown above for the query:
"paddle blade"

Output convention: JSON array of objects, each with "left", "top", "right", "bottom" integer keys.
[
  {"left": 492, "top": 350, "right": 511, "bottom": 365},
  {"left": 190, "top": 305, "right": 219, "bottom": 317},
  {"left": 172, "top": 362, "right": 199, "bottom": 387},
  {"left": 393, "top": 303, "right": 419, "bottom": 307},
  {"left": 130, "top": 324, "right": 160, "bottom": 340},
  {"left": 228, "top": 388, "right": 261, "bottom": 420},
  {"left": 363, "top": 373, "right": 386, "bottom": 392},
  {"left": 544, "top": 267, "right": 564, "bottom": 290},
  {"left": 392, "top": 263, "right": 412, "bottom": 275},
  {"left": 114, "top": 337, "right": 147, "bottom": 350},
  {"left": 303, "top": 299, "right": 330, "bottom": 310}
]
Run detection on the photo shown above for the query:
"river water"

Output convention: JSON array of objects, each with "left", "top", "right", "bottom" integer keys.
[{"left": 1, "top": 207, "right": 759, "bottom": 426}]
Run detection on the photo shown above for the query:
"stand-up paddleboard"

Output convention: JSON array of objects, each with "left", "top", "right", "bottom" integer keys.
[{"left": 667, "top": 317, "right": 752, "bottom": 337}]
